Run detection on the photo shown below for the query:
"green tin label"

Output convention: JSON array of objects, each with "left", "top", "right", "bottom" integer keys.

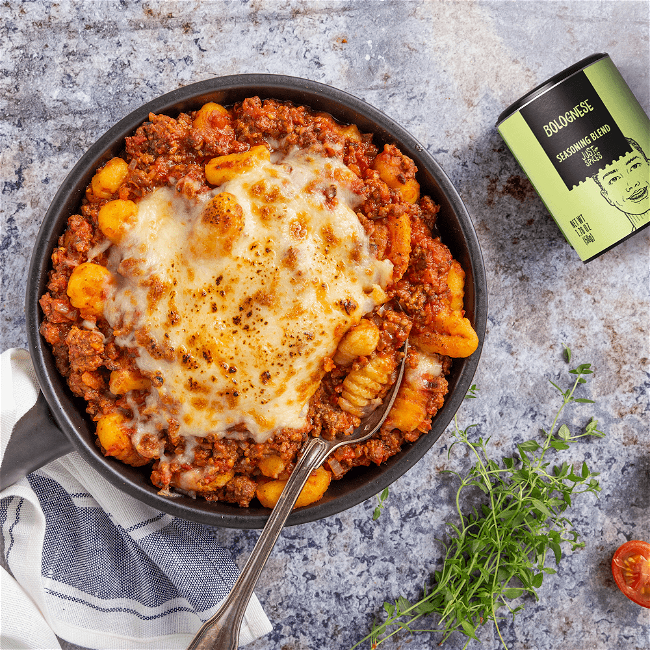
[{"left": 498, "top": 55, "right": 650, "bottom": 261}]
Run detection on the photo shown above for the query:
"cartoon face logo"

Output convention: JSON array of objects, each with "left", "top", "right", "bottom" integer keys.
[{"left": 595, "top": 142, "right": 650, "bottom": 218}]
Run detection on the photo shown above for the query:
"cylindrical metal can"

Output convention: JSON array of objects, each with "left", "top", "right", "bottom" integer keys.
[{"left": 497, "top": 53, "right": 649, "bottom": 262}]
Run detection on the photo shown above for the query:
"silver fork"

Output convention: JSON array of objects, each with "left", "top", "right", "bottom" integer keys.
[{"left": 187, "top": 341, "right": 408, "bottom": 650}]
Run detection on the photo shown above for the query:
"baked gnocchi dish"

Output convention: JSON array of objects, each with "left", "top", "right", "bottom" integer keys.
[{"left": 40, "top": 97, "right": 478, "bottom": 508}]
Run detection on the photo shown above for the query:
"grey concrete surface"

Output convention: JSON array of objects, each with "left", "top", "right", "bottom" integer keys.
[{"left": 1, "top": 1, "right": 649, "bottom": 649}]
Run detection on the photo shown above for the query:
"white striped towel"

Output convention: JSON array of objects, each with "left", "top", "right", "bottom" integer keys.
[{"left": 0, "top": 348, "right": 272, "bottom": 650}]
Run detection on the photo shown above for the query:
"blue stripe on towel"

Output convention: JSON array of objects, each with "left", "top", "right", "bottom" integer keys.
[
  {"left": 29, "top": 473, "right": 181, "bottom": 607},
  {"left": 125, "top": 513, "right": 168, "bottom": 534},
  {"left": 1, "top": 497, "right": 24, "bottom": 560},
  {"left": 17, "top": 473, "right": 242, "bottom": 616},
  {"left": 44, "top": 588, "right": 198, "bottom": 621}
]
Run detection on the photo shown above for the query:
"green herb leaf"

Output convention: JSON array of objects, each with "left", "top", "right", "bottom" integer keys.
[
  {"left": 396, "top": 596, "right": 411, "bottom": 613},
  {"left": 460, "top": 618, "right": 478, "bottom": 639},
  {"left": 549, "top": 540, "right": 562, "bottom": 565},
  {"left": 502, "top": 588, "right": 525, "bottom": 599},
  {"left": 466, "top": 384, "right": 479, "bottom": 399},
  {"left": 373, "top": 487, "right": 390, "bottom": 521}
]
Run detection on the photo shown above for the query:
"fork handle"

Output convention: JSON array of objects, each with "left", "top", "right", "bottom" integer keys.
[{"left": 186, "top": 437, "right": 331, "bottom": 650}]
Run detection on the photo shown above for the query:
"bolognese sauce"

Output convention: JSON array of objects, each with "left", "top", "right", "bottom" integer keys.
[{"left": 39, "top": 97, "right": 478, "bottom": 507}]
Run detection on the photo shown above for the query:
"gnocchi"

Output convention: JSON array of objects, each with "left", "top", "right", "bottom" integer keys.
[
  {"left": 90, "top": 157, "right": 129, "bottom": 200},
  {"left": 333, "top": 319, "right": 380, "bottom": 366},
  {"left": 176, "top": 468, "right": 235, "bottom": 492},
  {"left": 447, "top": 260, "right": 466, "bottom": 312},
  {"left": 412, "top": 260, "right": 478, "bottom": 358},
  {"left": 96, "top": 412, "right": 148, "bottom": 467},
  {"left": 257, "top": 454, "right": 287, "bottom": 479},
  {"left": 205, "top": 145, "right": 271, "bottom": 186},
  {"left": 109, "top": 368, "right": 151, "bottom": 395},
  {"left": 256, "top": 467, "right": 331, "bottom": 509},
  {"left": 98, "top": 199, "right": 138, "bottom": 243},
  {"left": 372, "top": 144, "right": 420, "bottom": 204},
  {"left": 191, "top": 192, "right": 245, "bottom": 257},
  {"left": 192, "top": 102, "right": 229, "bottom": 129},
  {"left": 385, "top": 349, "right": 443, "bottom": 433},
  {"left": 386, "top": 211, "right": 412, "bottom": 282},
  {"left": 339, "top": 352, "right": 397, "bottom": 418},
  {"left": 412, "top": 311, "right": 479, "bottom": 358},
  {"left": 66, "top": 262, "right": 114, "bottom": 317}
]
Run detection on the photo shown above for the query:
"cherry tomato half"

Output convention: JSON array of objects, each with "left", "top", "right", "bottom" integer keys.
[{"left": 611, "top": 540, "right": 650, "bottom": 608}]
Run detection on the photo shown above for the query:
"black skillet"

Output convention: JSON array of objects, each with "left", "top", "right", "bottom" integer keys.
[{"left": 3, "top": 75, "right": 488, "bottom": 528}]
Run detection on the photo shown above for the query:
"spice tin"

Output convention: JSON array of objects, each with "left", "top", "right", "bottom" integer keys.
[{"left": 497, "top": 53, "right": 650, "bottom": 262}]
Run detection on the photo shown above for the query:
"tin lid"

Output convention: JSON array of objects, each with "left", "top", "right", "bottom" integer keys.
[{"left": 496, "top": 53, "right": 609, "bottom": 126}]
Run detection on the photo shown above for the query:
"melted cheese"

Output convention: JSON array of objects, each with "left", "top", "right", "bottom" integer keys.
[
  {"left": 104, "top": 149, "right": 393, "bottom": 443},
  {"left": 410, "top": 351, "right": 443, "bottom": 384}
]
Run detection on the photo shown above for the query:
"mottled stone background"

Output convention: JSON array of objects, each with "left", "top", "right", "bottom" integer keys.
[{"left": 1, "top": 1, "right": 649, "bottom": 649}]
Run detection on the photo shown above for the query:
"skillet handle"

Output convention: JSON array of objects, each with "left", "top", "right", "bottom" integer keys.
[{"left": 0, "top": 391, "right": 74, "bottom": 491}]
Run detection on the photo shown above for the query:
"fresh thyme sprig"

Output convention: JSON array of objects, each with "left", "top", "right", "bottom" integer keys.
[
  {"left": 351, "top": 349, "right": 605, "bottom": 650},
  {"left": 466, "top": 384, "right": 479, "bottom": 399}
]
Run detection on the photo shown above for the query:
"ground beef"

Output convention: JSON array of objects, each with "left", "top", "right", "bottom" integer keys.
[
  {"left": 66, "top": 327, "right": 105, "bottom": 373},
  {"left": 40, "top": 96, "right": 468, "bottom": 508}
]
